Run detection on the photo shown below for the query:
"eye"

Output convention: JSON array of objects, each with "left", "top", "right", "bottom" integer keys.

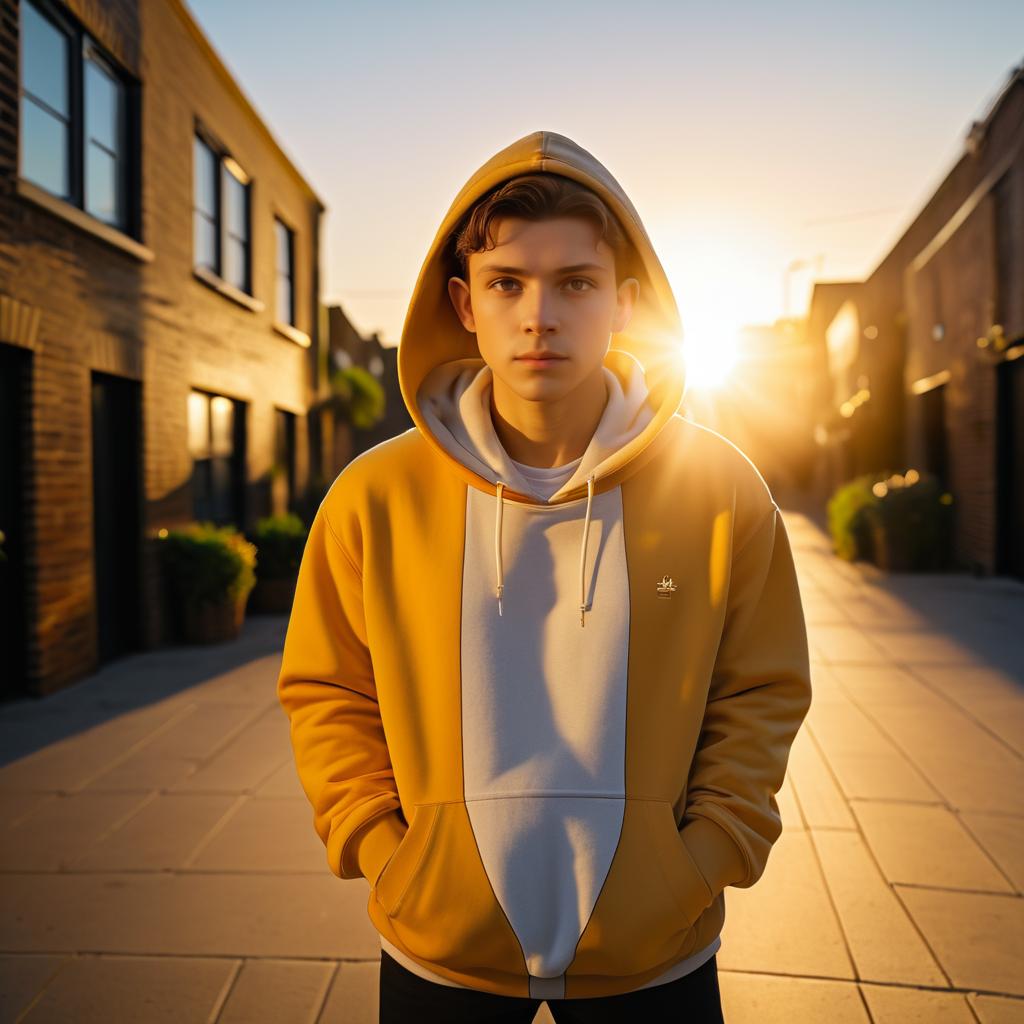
[
  {"left": 489, "top": 278, "right": 520, "bottom": 292},
  {"left": 566, "top": 278, "right": 594, "bottom": 292}
]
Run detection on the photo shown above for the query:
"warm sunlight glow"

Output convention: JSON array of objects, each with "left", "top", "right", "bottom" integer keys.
[
  {"left": 680, "top": 298, "right": 743, "bottom": 392},
  {"left": 685, "top": 332, "right": 740, "bottom": 390},
  {"left": 660, "top": 238, "right": 762, "bottom": 394}
]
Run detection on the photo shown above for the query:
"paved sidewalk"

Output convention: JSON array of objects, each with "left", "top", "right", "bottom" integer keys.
[{"left": 1, "top": 510, "right": 1022, "bottom": 1022}]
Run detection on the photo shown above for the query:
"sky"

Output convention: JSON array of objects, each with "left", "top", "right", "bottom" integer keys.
[{"left": 186, "top": 0, "right": 1023, "bottom": 357}]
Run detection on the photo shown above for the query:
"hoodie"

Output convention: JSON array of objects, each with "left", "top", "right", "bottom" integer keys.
[{"left": 277, "top": 130, "right": 813, "bottom": 1000}]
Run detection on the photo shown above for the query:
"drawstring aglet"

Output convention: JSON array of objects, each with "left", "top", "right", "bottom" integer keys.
[
  {"left": 580, "top": 604, "right": 586, "bottom": 627},
  {"left": 497, "top": 584, "right": 504, "bottom": 616}
]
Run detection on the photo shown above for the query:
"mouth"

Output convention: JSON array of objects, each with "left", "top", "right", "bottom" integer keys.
[{"left": 515, "top": 352, "right": 568, "bottom": 363}]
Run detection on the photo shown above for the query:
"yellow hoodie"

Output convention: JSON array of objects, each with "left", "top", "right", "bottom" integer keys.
[{"left": 277, "top": 130, "right": 813, "bottom": 1000}]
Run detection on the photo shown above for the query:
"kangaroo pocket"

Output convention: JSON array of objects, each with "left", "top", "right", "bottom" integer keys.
[
  {"left": 372, "top": 800, "right": 527, "bottom": 976},
  {"left": 568, "top": 797, "right": 709, "bottom": 979},
  {"left": 374, "top": 796, "right": 711, "bottom": 982}
]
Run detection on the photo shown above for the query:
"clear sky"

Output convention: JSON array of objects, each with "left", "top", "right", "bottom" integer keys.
[{"left": 186, "top": 0, "right": 1023, "bottom": 357}]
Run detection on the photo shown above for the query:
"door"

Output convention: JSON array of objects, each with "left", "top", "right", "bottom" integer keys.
[
  {"left": 0, "top": 344, "right": 30, "bottom": 699},
  {"left": 920, "top": 383, "right": 949, "bottom": 489},
  {"left": 91, "top": 371, "right": 143, "bottom": 664},
  {"left": 996, "top": 353, "right": 1024, "bottom": 582}
]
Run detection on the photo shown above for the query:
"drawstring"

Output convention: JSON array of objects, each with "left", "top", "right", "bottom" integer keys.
[
  {"left": 493, "top": 473, "right": 598, "bottom": 627},
  {"left": 494, "top": 482, "right": 505, "bottom": 616},
  {"left": 579, "top": 474, "right": 596, "bottom": 627}
]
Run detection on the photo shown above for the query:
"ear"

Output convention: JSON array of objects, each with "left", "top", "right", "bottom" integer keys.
[
  {"left": 611, "top": 277, "right": 640, "bottom": 334},
  {"left": 447, "top": 276, "right": 476, "bottom": 333}
]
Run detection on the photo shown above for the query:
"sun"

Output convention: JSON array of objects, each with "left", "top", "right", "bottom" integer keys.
[{"left": 683, "top": 324, "right": 740, "bottom": 391}]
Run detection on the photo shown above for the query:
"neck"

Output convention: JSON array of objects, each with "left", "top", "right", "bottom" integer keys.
[{"left": 489, "top": 366, "right": 608, "bottom": 468}]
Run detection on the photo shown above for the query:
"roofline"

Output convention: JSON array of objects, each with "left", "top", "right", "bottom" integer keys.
[
  {"left": 862, "top": 59, "right": 1023, "bottom": 283},
  {"left": 966, "top": 58, "right": 1024, "bottom": 151},
  {"left": 170, "top": 0, "right": 326, "bottom": 212}
]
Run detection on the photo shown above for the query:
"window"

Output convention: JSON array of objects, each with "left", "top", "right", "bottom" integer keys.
[
  {"left": 20, "top": 2, "right": 69, "bottom": 198},
  {"left": 188, "top": 389, "right": 246, "bottom": 527},
  {"left": 193, "top": 130, "right": 252, "bottom": 295},
  {"left": 275, "top": 217, "right": 295, "bottom": 326},
  {"left": 193, "top": 136, "right": 218, "bottom": 272},
  {"left": 19, "top": 0, "right": 138, "bottom": 234}
]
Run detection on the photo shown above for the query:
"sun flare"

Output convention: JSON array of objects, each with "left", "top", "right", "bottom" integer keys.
[{"left": 683, "top": 327, "right": 740, "bottom": 391}]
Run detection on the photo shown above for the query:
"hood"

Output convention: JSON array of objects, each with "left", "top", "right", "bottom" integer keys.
[{"left": 397, "top": 130, "right": 688, "bottom": 625}]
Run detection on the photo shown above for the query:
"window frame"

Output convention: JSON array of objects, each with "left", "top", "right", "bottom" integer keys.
[
  {"left": 274, "top": 215, "right": 296, "bottom": 327},
  {"left": 17, "top": 0, "right": 142, "bottom": 240},
  {"left": 192, "top": 123, "right": 254, "bottom": 299}
]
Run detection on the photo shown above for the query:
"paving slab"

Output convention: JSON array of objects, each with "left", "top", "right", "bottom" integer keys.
[
  {"left": 850, "top": 801, "right": 1014, "bottom": 892},
  {"left": 859, "top": 983, "right": 978, "bottom": 1022},
  {"left": 787, "top": 728, "right": 858, "bottom": 830},
  {"left": 716, "top": 829, "right": 854, "bottom": 979},
  {"left": 13, "top": 954, "right": 237, "bottom": 1024},
  {"left": 0, "top": 871, "right": 380, "bottom": 960},
  {"left": 217, "top": 958, "right": 336, "bottom": 1024},
  {"left": 970, "top": 993, "right": 1024, "bottom": 1022},
  {"left": 812, "top": 828, "right": 947, "bottom": 987},
  {"left": 895, "top": 886, "right": 1024, "bottom": 998},
  {"left": 718, "top": 971, "right": 869, "bottom": 1023}
]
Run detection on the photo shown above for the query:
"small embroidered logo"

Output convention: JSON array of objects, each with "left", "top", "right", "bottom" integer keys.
[{"left": 656, "top": 575, "right": 677, "bottom": 598}]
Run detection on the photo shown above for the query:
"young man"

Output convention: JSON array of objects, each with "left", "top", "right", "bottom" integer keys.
[{"left": 277, "top": 130, "right": 813, "bottom": 1022}]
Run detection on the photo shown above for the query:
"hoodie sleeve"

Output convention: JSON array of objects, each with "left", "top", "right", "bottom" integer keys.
[
  {"left": 276, "top": 503, "right": 407, "bottom": 886},
  {"left": 678, "top": 501, "right": 812, "bottom": 911}
]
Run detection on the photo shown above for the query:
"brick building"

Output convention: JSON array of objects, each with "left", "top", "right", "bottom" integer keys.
[
  {"left": 0, "top": 0, "right": 327, "bottom": 696},
  {"left": 806, "top": 62, "right": 1024, "bottom": 580},
  {"left": 325, "top": 304, "right": 412, "bottom": 473}
]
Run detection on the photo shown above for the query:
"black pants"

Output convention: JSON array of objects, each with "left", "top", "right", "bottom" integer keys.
[{"left": 379, "top": 950, "right": 725, "bottom": 1023}]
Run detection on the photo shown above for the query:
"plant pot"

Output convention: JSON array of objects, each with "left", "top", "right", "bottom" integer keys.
[
  {"left": 182, "top": 592, "right": 248, "bottom": 644},
  {"left": 870, "top": 522, "right": 909, "bottom": 572},
  {"left": 249, "top": 575, "right": 298, "bottom": 614}
]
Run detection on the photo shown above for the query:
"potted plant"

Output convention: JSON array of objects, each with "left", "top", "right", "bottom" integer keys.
[
  {"left": 158, "top": 522, "right": 257, "bottom": 644},
  {"left": 863, "top": 470, "right": 954, "bottom": 572},
  {"left": 248, "top": 513, "right": 308, "bottom": 613}
]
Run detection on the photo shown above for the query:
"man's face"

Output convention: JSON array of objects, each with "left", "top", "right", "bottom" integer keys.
[{"left": 447, "top": 216, "right": 638, "bottom": 406}]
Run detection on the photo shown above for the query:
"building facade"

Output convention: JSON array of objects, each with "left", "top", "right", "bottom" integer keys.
[
  {"left": 0, "top": 0, "right": 326, "bottom": 696},
  {"left": 325, "top": 304, "right": 412, "bottom": 475},
  {"left": 806, "top": 63, "right": 1024, "bottom": 580}
]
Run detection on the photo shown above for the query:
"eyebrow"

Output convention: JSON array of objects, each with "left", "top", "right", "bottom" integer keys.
[{"left": 475, "top": 262, "right": 608, "bottom": 276}]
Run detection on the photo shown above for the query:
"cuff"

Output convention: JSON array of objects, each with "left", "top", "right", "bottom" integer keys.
[{"left": 352, "top": 809, "right": 408, "bottom": 887}]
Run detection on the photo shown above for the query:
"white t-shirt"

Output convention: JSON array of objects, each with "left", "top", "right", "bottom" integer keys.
[{"left": 509, "top": 454, "right": 584, "bottom": 501}]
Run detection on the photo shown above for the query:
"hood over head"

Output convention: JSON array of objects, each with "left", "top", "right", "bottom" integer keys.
[
  {"left": 398, "top": 130, "right": 688, "bottom": 507},
  {"left": 397, "top": 130, "right": 688, "bottom": 625}
]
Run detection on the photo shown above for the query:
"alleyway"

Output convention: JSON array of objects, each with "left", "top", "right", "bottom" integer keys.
[{"left": 1, "top": 510, "right": 1021, "bottom": 1022}]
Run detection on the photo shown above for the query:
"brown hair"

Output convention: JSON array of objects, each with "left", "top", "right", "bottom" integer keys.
[{"left": 448, "top": 172, "right": 629, "bottom": 283}]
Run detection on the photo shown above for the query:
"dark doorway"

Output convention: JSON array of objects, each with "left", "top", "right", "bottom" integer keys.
[
  {"left": 996, "top": 352, "right": 1024, "bottom": 582},
  {"left": 920, "top": 383, "right": 949, "bottom": 489},
  {"left": 274, "top": 407, "right": 296, "bottom": 514},
  {"left": 0, "top": 344, "right": 31, "bottom": 699},
  {"left": 91, "top": 371, "right": 143, "bottom": 665}
]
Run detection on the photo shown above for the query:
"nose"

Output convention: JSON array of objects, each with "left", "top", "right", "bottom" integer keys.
[{"left": 521, "top": 285, "right": 559, "bottom": 336}]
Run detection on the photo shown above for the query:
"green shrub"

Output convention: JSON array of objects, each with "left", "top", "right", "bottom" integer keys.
[
  {"left": 827, "top": 472, "right": 882, "bottom": 561},
  {"left": 158, "top": 522, "right": 257, "bottom": 606},
  {"left": 330, "top": 365, "right": 385, "bottom": 430},
  {"left": 250, "top": 513, "right": 308, "bottom": 580}
]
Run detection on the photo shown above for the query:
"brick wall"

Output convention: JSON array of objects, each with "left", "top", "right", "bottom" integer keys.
[{"left": 0, "top": 0, "right": 325, "bottom": 694}]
